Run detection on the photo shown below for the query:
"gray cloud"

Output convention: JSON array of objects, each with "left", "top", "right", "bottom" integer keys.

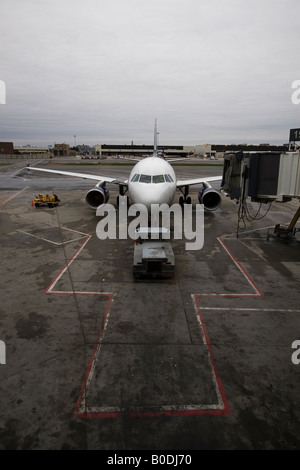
[{"left": 0, "top": 0, "right": 299, "bottom": 146}]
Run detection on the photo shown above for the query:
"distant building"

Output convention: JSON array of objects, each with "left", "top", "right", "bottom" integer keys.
[
  {"left": 78, "top": 144, "right": 95, "bottom": 155},
  {"left": 93, "top": 142, "right": 288, "bottom": 159},
  {"left": 211, "top": 143, "right": 285, "bottom": 153},
  {"left": 53, "top": 144, "right": 70, "bottom": 156},
  {"left": 14, "top": 146, "right": 48, "bottom": 155},
  {"left": 0, "top": 142, "right": 14, "bottom": 154},
  {"left": 95, "top": 144, "right": 188, "bottom": 158}
]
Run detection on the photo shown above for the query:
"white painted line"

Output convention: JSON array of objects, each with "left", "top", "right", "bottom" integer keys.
[
  {"left": 191, "top": 294, "right": 226, "bottom": 410},
  {"left": 201, "top": 307, "right": 300, "bottom": 312},
  {"left": 18, "top": 229, "right": 88, "bottom": 246},
  {"left": 60, "top": 226, "right": 91, "bottom": 237},
  {"left": 18, "top": 230, "right": 62, "bottom": 245},
  {"left": 49, "top": 291, "right": 113, "bottom": 295},
  {"left": 80, "top": 402, "right": 226, "bottom": 415},
  {"left": 45, "top": 235, "right": 91, "bottom": 294},
  {"left": 222, "top": 226, "right": 274, "bottom": 239}
]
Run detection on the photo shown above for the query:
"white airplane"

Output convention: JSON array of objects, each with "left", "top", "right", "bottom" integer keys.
[{"left": 27, "top": 121, "right": 223, "bottom": 211}]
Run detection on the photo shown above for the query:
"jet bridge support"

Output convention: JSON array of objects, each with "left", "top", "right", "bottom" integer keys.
[{"left": 274, "top": 206, "right": 300, "bottom": 239}]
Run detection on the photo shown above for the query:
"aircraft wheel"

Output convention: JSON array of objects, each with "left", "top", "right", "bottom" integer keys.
[
  {"left": 179, "top": 196, "right": 184, "bottom": 206},
  {"left": 186, "top": 196, "right": 191, "bottom": 204}
]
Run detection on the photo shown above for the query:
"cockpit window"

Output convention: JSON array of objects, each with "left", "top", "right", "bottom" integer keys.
[
  {"left": 164, "top": 174, "right": 174, "bottom": 182},
  {"left": 131, "top": 174, "right": 172, "bottom": 184},
  {"left": 139, "top": 174, "right": 152, "bottom": 183},
  {"left": 153, "top": 175, "right": 165, "bottom": 183},
  {"left": 131, "top": 174, "right": 140, "bottom": 182}
]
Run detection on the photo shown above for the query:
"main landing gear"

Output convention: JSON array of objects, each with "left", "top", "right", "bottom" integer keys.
[{"left": 179, "top": 186, "right": 192, "bottom": 206}]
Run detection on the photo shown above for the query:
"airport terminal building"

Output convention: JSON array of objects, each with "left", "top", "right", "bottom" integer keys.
[
  {"left": 0, "top": 141, "right": 288, "bottom": 160},
  {"left": 94, "top": 143, "right": 287, "bottom": 159}
]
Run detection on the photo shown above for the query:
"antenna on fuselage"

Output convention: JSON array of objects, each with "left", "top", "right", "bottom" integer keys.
[{"left": 153, "top": 118, "right": 158, "bottom": 157}]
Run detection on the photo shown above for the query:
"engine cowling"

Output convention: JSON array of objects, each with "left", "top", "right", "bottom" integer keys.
[
  {"left": 198, "top": 184, "right": 221, "bottom": 211},
  {"left": 85, "top": 186, "right": 109, "bottom": 209}
]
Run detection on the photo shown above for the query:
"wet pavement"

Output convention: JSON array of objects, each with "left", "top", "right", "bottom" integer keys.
[{"left": 0, "top": 159, "right": 300, "bottom": 449}]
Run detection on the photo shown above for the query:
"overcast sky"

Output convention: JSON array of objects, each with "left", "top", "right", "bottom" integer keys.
[{"left": 0, "top": 0, "right": 299, "bottom": 146}]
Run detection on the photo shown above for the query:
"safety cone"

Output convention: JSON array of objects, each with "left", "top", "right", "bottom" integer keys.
[{"left": 31, "top": 200, "right": 34, "bottom": 207}]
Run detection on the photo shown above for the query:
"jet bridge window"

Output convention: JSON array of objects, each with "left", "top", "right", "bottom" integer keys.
[
  {"left": 153, "top": 175, "right": 165, "bottom": 183},
  {"left": 164, "top": 174, "right": 174, "bottom": 182},
  {"left": 131, "top": 174, "right": 140, "bottom": 182},
  {"left": 139, "top": 174, "right": 152, "bottom": 183}
]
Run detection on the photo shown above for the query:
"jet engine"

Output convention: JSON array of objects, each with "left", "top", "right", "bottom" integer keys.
[
  {"left": 85, "top": 185, "right": 109, "bottom": 209},
  {"left": 198, "top": 182, "right": 221, "bottom": 211}
]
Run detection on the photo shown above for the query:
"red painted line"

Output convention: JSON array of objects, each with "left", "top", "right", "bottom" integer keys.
[
  {"left": 191, "top": 234, "right": 265, "bottom": 419},
  {"left": 44, "top": 235, "right": 91, "bottom": 294},
  {"left": 217, "top": 236, "right": 263, "bottom": 298},
  {"left": 44, "top": 231, "right": 226, "bottom": 418},
  {"left": 45, "top": 230, "right": 261, "bottom": 418},
  {"left": 74, "top": 290, "right": 230, "bottom": 418},
  {"left": 194, "top": 295, "right": 231, "bottom": 416},
  {"left": 74, "top": 293, "right": 113, "bottom": 417},
  {"left": 73, "top": 237, "right": 237, "bottom": 418},
  {"left": 0, "top": 187, "right": 28, "bottom": 205}
]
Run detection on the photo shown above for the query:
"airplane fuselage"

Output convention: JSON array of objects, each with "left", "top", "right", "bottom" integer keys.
[{"left": 128, "top": 156, "right": 177, "bottom": 209}]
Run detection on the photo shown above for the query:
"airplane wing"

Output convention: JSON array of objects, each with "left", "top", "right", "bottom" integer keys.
[
  {"left": 27, "top": 165, "right": 128, "bottom": 186},
  {"left": 120, "top": 157, "right": 142, "bottom": 162},
  {"left": 121, "top": 156, "right": 189, "bottom": 163},
  {"left": 166, "top": 157, "right": 190, "bottom": 162},
  {"left": 176, "top": 175, "right": 222, "bottom": 187}
]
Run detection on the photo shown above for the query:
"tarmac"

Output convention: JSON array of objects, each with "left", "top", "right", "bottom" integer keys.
[{"left": 0, "top": 158, "right": 300, "bottom": 450}]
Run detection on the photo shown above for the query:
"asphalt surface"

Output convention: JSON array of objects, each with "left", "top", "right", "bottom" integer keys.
[{"left": 0, "top": 157, "right": 300, "bottom": 450}]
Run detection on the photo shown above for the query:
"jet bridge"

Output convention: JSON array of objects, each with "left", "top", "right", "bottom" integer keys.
[
  {"left": 221, "top": 150, "right": 300, "bottom": 237},
  {"left": 221, "top": 150, "right": 300, "bottom": 204}
]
